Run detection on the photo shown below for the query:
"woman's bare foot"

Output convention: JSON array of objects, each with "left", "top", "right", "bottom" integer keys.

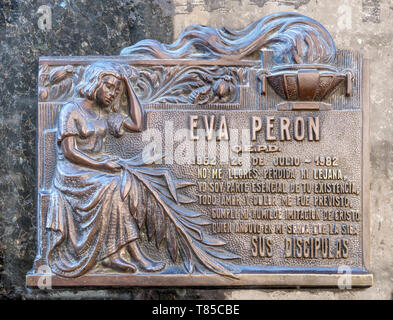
[
  {"left": 128, "top": 241, "right": 166, "bottom": 272},
  {"left": 103, "top": 251, "right": 137, "bottom": 272}
]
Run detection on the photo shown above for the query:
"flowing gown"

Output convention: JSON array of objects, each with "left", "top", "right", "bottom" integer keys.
[{"left": 46, "top": 101, "right": 139, "bottom": 277}]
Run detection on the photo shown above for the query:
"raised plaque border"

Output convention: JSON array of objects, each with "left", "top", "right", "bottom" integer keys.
[
  {"left": 27, "top": 12, "right": 373, "bottom": 287},
  {"left": 26, "top": 56, "right": 372, "bottom": 288}
]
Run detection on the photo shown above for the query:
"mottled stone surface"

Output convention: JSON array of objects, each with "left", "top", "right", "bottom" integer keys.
[{"left": 1, "top": 0, "right": 392, "bottom": 299}]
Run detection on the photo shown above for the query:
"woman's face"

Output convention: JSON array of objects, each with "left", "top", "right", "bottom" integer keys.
[{"left": 95, "top": 75, "right": 122, "bottom": 108}]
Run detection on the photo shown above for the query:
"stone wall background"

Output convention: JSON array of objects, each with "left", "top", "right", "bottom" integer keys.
[{"left": 0, "top": 0, "right": 392, "bottom": 299}]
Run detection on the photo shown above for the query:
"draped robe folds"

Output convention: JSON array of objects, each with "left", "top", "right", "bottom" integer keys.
[{"left": 46, "top": 102, "right": 139, "bottom": 277}]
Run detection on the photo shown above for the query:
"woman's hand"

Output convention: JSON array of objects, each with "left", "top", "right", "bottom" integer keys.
[
  {"left": 118, "top": 65, "right": 130, "bottom": 82},
  {"left": 99, "top": 158, "right": 122, "bottom": 173}
]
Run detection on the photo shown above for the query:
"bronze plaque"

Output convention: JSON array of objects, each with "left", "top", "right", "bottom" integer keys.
[{"left": 27, "top": 12, "right": 372, "bottom": 287}]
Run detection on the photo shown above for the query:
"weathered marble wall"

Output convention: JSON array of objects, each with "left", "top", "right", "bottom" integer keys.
[{"left": 1, "top": 0, "right": 392, "bottom": 299}]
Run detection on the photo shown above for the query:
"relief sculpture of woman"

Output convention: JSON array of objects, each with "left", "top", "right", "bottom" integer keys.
[
  {"left": 46, "top": 61, "right": 165, "bottom": 277},
  {"left": 46, "top": 61, "right": 239, "bottom": 279}
]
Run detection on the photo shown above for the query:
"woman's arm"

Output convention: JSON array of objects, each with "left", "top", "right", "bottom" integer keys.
[
  {"left": 62, "top": 136, "right": 120, "bottom": 172},
  {"left": 121, "top": 72, "right": 144, "bottom": 132}
]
